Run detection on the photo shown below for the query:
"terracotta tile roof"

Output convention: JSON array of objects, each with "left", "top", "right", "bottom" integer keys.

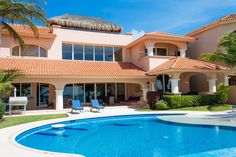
[
  {"left": 146, "top": 32, "right": 195, "bottom": 40},
  {"left": 147, "top": 57, "right": 229, "bottom": 75},
  {"left": 186, "top": 14, "right": 236, "bottom": 36},
  {"left": 127, "top": 32, "right": 195, "bottom": 48},
  {"left": 1, "top": 24, "right": 56, "bottom": 38},
  {"left": 0, "top": 58, "right": 146, "bottom": 77}
]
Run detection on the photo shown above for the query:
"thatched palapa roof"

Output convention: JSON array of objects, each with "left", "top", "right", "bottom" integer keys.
[{"left": 48, "top": 14, "right": 122, "bottom": 33}]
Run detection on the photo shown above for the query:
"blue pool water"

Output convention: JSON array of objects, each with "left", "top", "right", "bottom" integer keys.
[{"left": 16, "top": 114, "right": 236, "bottom": 157}]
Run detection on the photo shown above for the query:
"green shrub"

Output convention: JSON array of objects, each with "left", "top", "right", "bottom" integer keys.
[
  {"left": 200, "top": 94, "right": 221, "bottom": 106},
  {"left": 162, "top": 94, "right": 221, "bottom": 109},
  {"left": 162, "top": 95, "right": 181, "bottom": 108},
  {"left": 0, "top": 100, "right": 6, "bottom": 120},
  {"left": 217, "top": 83, "right": 229, "bottom": 104},
  {"left": 181, "top": 95, "right": 201, "bottom": 107},
  {"left": 155, "top": 100, "right": 168, "bottom": 110}
]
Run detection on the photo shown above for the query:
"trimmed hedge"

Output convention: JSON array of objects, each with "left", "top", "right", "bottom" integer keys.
[
  {"left": 155, "top": 100, "right": 168, "bottom": 110},
  {"left": 162, "top": 94, "right": 221, "bottom": 109},
  {"left": 0, "top": 100, "right": 6, "bottom": 120}
]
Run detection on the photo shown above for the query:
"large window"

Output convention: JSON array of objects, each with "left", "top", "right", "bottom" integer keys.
[
  {"left": 114, "top": 47, "right": 122, "bottom": 61},
  {"left": 229, "top": 76, "right": 236, "bottom": 86},
  {"left": 12, "top": 83, "right": 31, "bottom": 96},
  {"left": 74, "top": 84, "right": 84, "bottom": 103},
  {"left": 62, "top": 44, "right": 72, "bottom": 60},
  {"left": 63, "top": 83, "right": 126, "bottom": 104},
  {"left": 84, "top": 46, "right": 94, "bottom": 61},
  {"left": 74, "top": 45, "right": 84, "bottom": 60},
  {"left": 95, "top": 46, "right": 104, "bottom": 61},
  {"left": 96, "top": 83, "right": 105, "bottom": 100},
  {"left": 62, "top": 43, "right": 122, "bottom": 62},
  {"left": 117, "top": 83, "right": 125, "bottom": 101},
  {"left": 12, "top": 45, "right": 47, "bottom": 57},
  {"left": 153, "top": 47, "right": 167, "bottom": 56},
  {"left": 156, "top": 75, "right": 171, "bottom": 92},
  {"left": 105, "top": 47, "right": 113, "bottom": 61}
]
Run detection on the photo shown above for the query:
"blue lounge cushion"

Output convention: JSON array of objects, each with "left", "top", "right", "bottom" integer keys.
[
  {"left": 91, "top": 99, "right": 104, "bottom": 109},
  {"left": 72, "top": 100, "right": 83, "bottom": 110}
]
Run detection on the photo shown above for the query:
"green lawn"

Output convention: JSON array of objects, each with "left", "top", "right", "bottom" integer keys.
[
  {"left": 0, "top": 114, "right": 68, "bottom": 129},
  {"left": 137, "top": 105, "right": 232, "bottom": 112}
]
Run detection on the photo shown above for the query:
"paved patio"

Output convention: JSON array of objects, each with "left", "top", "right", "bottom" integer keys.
[{"left": 1, "top": 106, "right": 236, "bottom": 157}]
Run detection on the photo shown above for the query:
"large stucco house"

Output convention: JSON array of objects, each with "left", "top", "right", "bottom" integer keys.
[{"left": 0, "top": 14, "right": 233, "bottom": 110}]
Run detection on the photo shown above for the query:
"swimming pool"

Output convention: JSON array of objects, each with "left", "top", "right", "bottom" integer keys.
[{"left": 16, "top": 114, "right": 236, "bottom": 157}]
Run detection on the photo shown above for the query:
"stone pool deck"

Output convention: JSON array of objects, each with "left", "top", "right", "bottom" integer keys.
[
  {"left": 1, "top": 107, "right": 236, "bottom": 157},
  {"left": 158, "top": 111, "right": 236, "bottom": 127}
]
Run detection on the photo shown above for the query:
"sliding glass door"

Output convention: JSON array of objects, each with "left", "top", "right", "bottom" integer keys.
[
  {"left": 37, "top": 83, "right": 49, "bottom": 106},
  {"left": 85, "top": 84, "right": 94, "bottom": 103},
  {"left": 74, "top": 84, "right": 84, "bottom": 103}
]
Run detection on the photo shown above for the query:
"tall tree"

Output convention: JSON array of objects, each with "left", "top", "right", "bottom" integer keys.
[
  {"left": 0, "top": 0, "right": 48, "bottom": 48},
  {"left": 200, "top": 31, "right": 236, "bottom": 69}
]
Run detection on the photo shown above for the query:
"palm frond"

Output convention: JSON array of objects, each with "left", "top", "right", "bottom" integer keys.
[{"left": 1, "top": 21, "right": 25, "bottom": 48}]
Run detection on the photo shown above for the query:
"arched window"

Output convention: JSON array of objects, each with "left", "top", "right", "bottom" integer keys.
[{"left": 12, "top": 45, "right": 47, "bottom": 57}]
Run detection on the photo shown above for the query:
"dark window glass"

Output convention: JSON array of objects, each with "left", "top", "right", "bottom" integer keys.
[
  {"left": 12, "top": 45, "right": 47, "bottom": 57},
  {"left": 12, "top": 83, "right": 21, "bottom": 96},
  {"left": 74, "top": 84, "right": 84, "bottom": 103},
  {"left": 85, "top": 84, "right": 94, "bottom": 102},
  {"left": 21, "top": 45, "right": 38, "bottom": 57},
  {"left": 114, "top": 47, "right": 122, "bottom": 61},
  {"left": 156, "top": 75, "right": 170, "bottom": 92},
  {"left": 62, "top": 44, "right": 72, "bottom": 60},
  {"left": 105, "top": 47, "right": 113, "bottom": 61},
  {"left": 107, "top": 83, "right": 115, "bottom": 97},
  {"left": 84, "top": 46, "right": 94, "bottom": 60},
  {"left": 12, "top": 83, "right": 31, "bottom": 96},
  {"left": 74, "top": 45, "right": 83, "bottom": 60},
  {"left": 38, "top": 83, "right": 49, "bottom": 106},
  {"left": 117, "top": 83, "right": 125, "bottom": 101},
  {"left": 153, "top": 47, "right": 167, "bottom": 56},
  {"left": 12, "top": 46, "right": 19, "bottom": 56},
  {"left": 95, "top": 46, "right": 104, "bottom": 61},
  {"left": 229, "top": 76, "right": 236, "bottom": 86},
  {"left": 96, "top": 84, "right": 105, "bottom": 101},
  {"left": 40, "top": 47, "right": 47, "bottom": 57},
  {"left": 21, "top": 83, "right": 31, "bottom": 96},
  {"left": 63, "top": 84, "right": 73, "bottom": 107}
]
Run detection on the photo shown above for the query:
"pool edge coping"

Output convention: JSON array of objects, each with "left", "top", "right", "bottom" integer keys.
[{"left": 1, "top": 110, "right": 236, "bottom": 157}]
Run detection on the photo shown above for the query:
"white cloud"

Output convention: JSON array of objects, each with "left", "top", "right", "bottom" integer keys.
[{"left": 131, "top": 29, "right": 145, "bottom": 41}]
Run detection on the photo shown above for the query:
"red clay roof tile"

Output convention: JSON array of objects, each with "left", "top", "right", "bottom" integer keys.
[{"left": 0, "top": 58, "right": 146, "bottom": 77}]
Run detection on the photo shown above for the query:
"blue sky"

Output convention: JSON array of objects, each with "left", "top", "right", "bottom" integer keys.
[{"left": 44, "top": 0, "right": 236, "bottom": 35}]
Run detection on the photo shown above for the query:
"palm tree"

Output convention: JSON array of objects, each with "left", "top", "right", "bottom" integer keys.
[
  {"left": 0, "top": 0, "right": 48, "bottom": 49},
  {"left": 0, "top": 70, "right": 23, "bottom": 98},
  {"left": 200, "top": 31, "right": 236, "bottom": 69}
]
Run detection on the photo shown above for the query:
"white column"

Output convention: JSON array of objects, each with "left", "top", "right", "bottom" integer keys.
[
  {"left": 145, "top": 41, "right": 155, "bottom": 56},
  {"left": 224, "top": 76, "right": 229, "bottom": 86},
  {"left": 208, "top": 79, "right": 217, "bottom": 93},
  {"left": 150, "top": 82, "right": 156, "bottom": 92},
  {"left": 170, "top": 78, "right": 180, "bottom": 94},
  {"left": 142, "top": 88, "right": 148, "bottom": 101},
  {"left": 55, "top": 89, "right": 64, "bottom": 110},
  {"left": 179, "top": 48, "right": 186, "bottom": 58},
  {"left": 147, "top": 46, "right": 154, "bottom": 56}
]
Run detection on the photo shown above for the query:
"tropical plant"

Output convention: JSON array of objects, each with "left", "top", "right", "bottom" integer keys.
[
  {"left": 0, "top": 69, "right": 23, "bottom": 98},
  {"left": 217, "top": 83, "right": 229, "bottom": 104},
  {"left": 0, "top": 0, "right": 48, "bottom": 48},
  {"left": 199, "top": 31, "right": 236, "bottom": 68}
]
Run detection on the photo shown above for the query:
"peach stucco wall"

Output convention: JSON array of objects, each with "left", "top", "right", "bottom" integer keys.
[
  {"left": 0, "top": 27, "right": 133, "bottom": 60},
  {"left": 187, "top": 23, "right": 236, "bottom": 59},
  {"left": 187, "top": 23, "right": 235, "bottom": 103}
]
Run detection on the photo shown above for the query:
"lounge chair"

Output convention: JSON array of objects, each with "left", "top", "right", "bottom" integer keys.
[
  {"left": 91, "top": 99, "right": 104, "bottom": 112},
  {"left": 71, "top": 100, "right": 84, "bottom": 113}
]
